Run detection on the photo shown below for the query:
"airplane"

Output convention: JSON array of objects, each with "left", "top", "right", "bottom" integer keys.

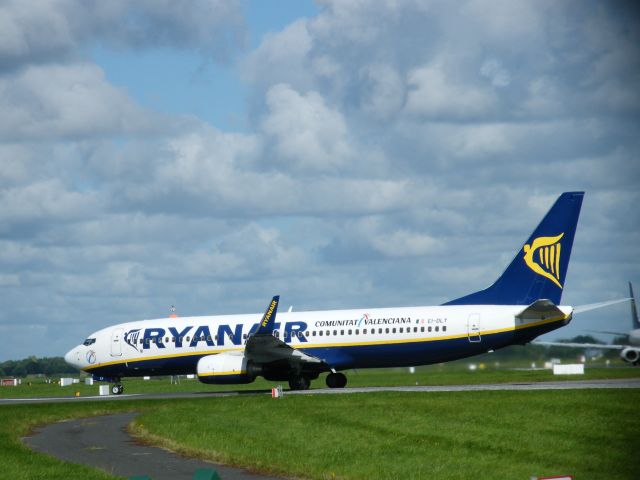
[
  {"left": 66, "top": 191, "right": 616, "bottom": 394},
  {"left": 534, "top": 282, "right": 639, "bottom": 365}
]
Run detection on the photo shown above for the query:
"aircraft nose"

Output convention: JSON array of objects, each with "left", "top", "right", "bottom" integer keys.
[{"left": 64, "top": 347, "right": 79, "bottom": 368}]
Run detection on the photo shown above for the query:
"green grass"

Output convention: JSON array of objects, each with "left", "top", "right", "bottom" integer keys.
[
  {"left": 0, "top": 402, "right": 133, "bottom": 480},
  {"left": 1, "top": 364, "right": 638, "bottom": 398},
  {"left": 131, "top": 390, "right": 640, "bottom": 480},
  {"left": 1, "top": 364, "right": 639, "bottom": 480}
]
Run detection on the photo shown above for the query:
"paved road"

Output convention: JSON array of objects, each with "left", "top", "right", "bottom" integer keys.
[
  {"left": 2, "top": 378, "right": 639, "bottom": 405},
  {"left": 23, "top": 413, "right": 283, "bottom": 480}
]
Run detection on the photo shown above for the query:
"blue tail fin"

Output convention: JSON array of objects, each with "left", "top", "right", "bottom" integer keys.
[{"left": 444, "top": 192, "right": 584, "bottom": 306}]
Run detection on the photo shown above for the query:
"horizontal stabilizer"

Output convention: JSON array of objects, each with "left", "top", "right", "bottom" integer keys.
[
  {"left": 516, "top": 299, "right": 566, "bottom": 321},
  {"left": 573, "top": 298, "right": 631, "bottom": 314}
]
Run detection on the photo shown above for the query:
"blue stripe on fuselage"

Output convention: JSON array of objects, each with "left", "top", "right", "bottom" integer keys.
[{"left": 85, "top": 317, "right": 566, "bottom": 378}]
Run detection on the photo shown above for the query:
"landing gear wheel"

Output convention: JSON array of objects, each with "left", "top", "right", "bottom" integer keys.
[
  {"left": 326, "top": 372, "right": 347, "bottom": 388},
  {"left": 111, "top": 384, "right": 124, "bottom": 395},
  {"left": 288, "top": 375, "right": 311, "bottom": 391}
]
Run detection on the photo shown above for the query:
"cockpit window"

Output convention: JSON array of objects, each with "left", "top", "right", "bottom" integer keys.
[{"left": 83, "top": 338, "right": 96, "bottom": 346}]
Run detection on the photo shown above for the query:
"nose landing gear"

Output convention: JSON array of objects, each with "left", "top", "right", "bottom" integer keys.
[{"left": 111, "top": 383, "right": 124, "bottom": 395}]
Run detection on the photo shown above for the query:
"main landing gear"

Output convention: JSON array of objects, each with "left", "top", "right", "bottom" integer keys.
[
  {"left": 111, "top": 383, "right": 124, "bottom": 395},
  {"left": 288, "top": 374, "right": 311, "bottom": 391},
  {"left": 326, "top": 372, "right": 347, "bottom": 389}
]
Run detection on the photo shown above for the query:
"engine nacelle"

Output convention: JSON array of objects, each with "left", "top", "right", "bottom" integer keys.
[
  {"left": 197, "top": 353, "right": 256, "bottom": 384},
  {"left": 620, "top": 347, "right": 640, "bottom": 365}
]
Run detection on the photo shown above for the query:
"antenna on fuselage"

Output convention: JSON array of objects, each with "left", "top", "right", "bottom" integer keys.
[{"left": 169, "top": 305, "right": 178, "bottom": 318}]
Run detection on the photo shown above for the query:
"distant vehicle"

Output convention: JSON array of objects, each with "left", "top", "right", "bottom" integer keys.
[
  {"left": 65, "top": 192, "right": 616, "bottom": 394},
  {"left": 535, "top": 282, "right": 638, "bottom": 365}
]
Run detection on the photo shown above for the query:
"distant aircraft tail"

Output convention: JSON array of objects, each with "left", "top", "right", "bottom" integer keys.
[
  {"left": 445, "top": 192, "right": 584, "bottom": 306},
  {"left": 630, "top": 283, "right": 639, "bottom": 329}
]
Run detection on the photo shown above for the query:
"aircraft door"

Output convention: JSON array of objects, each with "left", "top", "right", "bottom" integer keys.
[
  {"left": 467, "top": 314, "right": 481, "bottom": 343},
  {"left": 111, "top": 328, "right": 124, "bottom": 357}
]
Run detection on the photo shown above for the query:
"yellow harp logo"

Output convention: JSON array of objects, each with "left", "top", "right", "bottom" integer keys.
[{"left": 523, "top": 233, "right": 564, "bottom": 289}]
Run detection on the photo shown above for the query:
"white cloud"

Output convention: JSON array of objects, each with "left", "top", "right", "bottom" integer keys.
[
  {"left": 261, "top": 84, "right": 353, "bottom": 173},
  {"left": 0, "top": 63, "right": 162, "bottom": 140},
  {"left": 358, "top": 64, "right": 405, "bottom": 120},
  {"left": 405, "top": 60, "right": 497, "bottom": 120},
  {"left": 480, "top": 59, "right": 511, "bottom": 87},
  {"left": 242, "top": 20, "right": 313, "bottom": 90},
  {"left": 1, "top": 1, "right": 639, "bottom": 361},
  {"left": 0, "top": 0, "right": 246, "bottom": 70}
]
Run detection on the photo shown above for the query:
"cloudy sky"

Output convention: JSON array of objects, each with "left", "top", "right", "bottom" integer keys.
[{"left": 1, "top": 0, "right": 638, "bottom": 361}]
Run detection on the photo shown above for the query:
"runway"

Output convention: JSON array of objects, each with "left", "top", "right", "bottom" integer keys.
[{"left": 2, "top": 377, "right": 639, "bottom": 405}]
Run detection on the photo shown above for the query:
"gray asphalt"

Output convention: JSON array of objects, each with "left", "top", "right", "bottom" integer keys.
[
  {"left": 2, "top": 377, "right": 639, "bottom": 405},
  {"left": 23, "top": 412, "right": 283, "bottom": 480}
]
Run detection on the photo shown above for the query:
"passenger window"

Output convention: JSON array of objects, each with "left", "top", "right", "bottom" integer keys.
[
  {"left": 435, "top": 326, "right": 439, "bottom": 332},
  {"left": 207, "top": 335, "right": 212, "bottom": 341},
  {"left": 243, "top": 334, "right": 247, "bottom": 339},
  {"left": 186, "top": 336, "right": 190, "bottom": 342},
  {"left": 379, "top": 328, "right": 383, "bottom": 334},
  {"left": 312, "top": 331, "right": 316, "bottom": 336},
  {"left": 392, "top": 328, "right": 396, "bottom": 334},
  {"left": 443, "top": 326, "right": 447, "bottom": 332},
  {"left": 319, "top": 331, "right": 323, "bottom": 336},
  {"left": 363, "top": 329, "right": 367, "bottom": 334},
  {"left": 355, "top": 329, "right": 359, "bottom": 335},
  {"left": 428, "top": 327, "right": 432, "bottom": 333},
  {"left": 420, "top": 327, "right": 425, "bottom": 333},
  {"left": 333, "top": 330, "right": 337, "bottom": 336},
  {"left": 340, "top": 330, "right": 344, "bottom": 335}
]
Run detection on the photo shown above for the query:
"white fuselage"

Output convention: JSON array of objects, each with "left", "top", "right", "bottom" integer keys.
[{"left": 65, "top": 304, "right": 572, "bottom": 378}]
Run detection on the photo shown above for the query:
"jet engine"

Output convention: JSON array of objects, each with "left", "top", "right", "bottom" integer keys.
[
  {"left": 620, "top": 347, "right": 640, "bottom": 365},
  {"left": 196, "top": 353, "right": 258, "bottom": 384}
]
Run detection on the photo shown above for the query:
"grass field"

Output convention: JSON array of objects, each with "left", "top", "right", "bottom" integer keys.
[
  {"left": 1, "top": 363, "right": 639, "bottom": 399},
  {"left": 1, "top": 366, "right": 638, "bottom": 479},
  {"left": 131, "top": 390, "right": 640, "bottom": 480}
]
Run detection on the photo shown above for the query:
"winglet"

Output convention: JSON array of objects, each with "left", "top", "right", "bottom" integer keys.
[
  {"left": 255, "top": 295, "right": 280, "bottom": 335},
  {"left": 630, "top": 282, "right": 639, "bottom": 329}
]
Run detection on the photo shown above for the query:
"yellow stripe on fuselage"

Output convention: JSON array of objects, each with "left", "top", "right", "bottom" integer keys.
[
  {"left": 83, "top": 314, "right": 569, "bottom": 372},
  {"left": 198, "top": 370, "right": 247, "bottom": 377}
]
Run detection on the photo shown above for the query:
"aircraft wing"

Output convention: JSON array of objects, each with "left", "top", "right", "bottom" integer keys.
[
  {"left": 244, "top": 296, "right": 324, "bottom": 366},
  {"left": 586, "top": 330, "right": 628, "bottom": 336},
  {"left": 533, "top": 341, "right": 626, "bottom": 350}
]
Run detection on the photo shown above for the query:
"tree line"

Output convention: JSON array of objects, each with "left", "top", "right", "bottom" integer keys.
[{"left": 0, "top": 356, "right": 77, "bottom": 377}]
